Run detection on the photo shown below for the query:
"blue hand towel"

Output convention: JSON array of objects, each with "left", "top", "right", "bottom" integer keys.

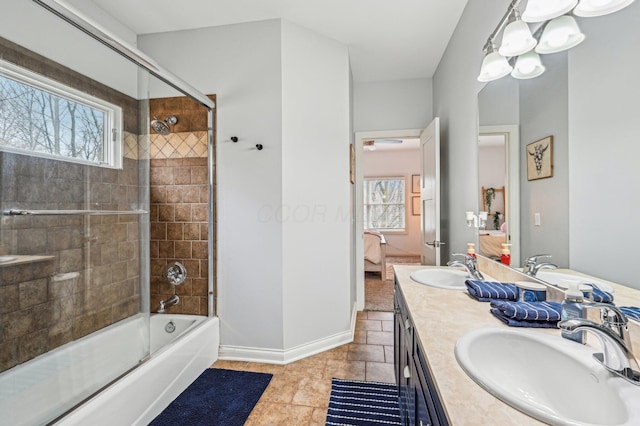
[
  {"left": 465, "top": 280, "right": 518, "bottom": 302},
  {"left": 490, "top": 308, "right": 559, "bottom": 328},
  {"left": 620, "top": 307, "right": 640, "bottom": 321},
  {"left": 587, "top": 284, "right": 614, "bottom": 304},
  {"left": 490, "top": 300, "right": 562, "bottom": 322}
]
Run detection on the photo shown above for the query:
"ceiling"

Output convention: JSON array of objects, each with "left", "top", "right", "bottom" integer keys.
[{"left": 84, "top": 0, "right": 469, "bottom": 82}]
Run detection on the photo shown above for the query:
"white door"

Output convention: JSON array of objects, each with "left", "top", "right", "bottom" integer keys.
[{"left": 420, "top": 118, "right": 442, "bottom": 265}]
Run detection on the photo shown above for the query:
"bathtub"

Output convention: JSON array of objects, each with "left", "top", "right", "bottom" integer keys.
[{"left": 0, "top": 314, "right": 219, "bottom": 426}]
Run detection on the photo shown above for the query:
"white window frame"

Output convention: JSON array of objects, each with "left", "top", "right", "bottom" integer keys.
[
  {"left": 363, "top": 176, "right": 407, "bottom": 233},
  {"left": 0, "top": 59, "right": 123, "bottom": 168}
]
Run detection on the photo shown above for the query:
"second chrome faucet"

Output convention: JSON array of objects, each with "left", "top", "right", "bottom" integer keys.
[
  {"left": 524, "top": 254, "right": 558, "bottom": 276},
  {"left": 447, "top": 253, "right": 484, "bottom": 280},
  {"left": 559, "top": 303, "right": 640, "bottom": 386}
]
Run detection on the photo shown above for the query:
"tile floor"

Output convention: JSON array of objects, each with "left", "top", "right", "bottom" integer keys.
[{"left": 211, "top": 310, "right": 396, "bottom": 425}]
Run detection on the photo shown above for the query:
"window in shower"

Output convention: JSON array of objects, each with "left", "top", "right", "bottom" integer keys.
[{"left": 0, "top": 59, "right": 122, "bottom": 168}]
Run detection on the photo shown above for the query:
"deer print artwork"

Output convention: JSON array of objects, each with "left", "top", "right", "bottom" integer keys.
[{"left": 526, "top": 136, "right": 553, "bottom": 180}]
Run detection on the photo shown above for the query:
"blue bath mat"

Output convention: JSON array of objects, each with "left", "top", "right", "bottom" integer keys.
[
  {"left": 325, "top": 378, "right": 401, "bottom": 425},
  {"left": 150, "top": 368, "right": 272, "bottom": 426}
]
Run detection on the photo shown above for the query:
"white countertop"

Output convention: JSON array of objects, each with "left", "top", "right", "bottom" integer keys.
[{"left": 394, "top": 264, "right": 640, "bottom": 425}]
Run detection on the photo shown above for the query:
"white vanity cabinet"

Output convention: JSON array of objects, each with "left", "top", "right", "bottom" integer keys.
[{"left": 395, "top": 282, "right": 449, "bottom": 426}]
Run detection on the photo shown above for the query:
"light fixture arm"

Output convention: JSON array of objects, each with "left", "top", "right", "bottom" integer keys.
[{"left": 482, "top": 0, "right": 523, "bottom": 53}]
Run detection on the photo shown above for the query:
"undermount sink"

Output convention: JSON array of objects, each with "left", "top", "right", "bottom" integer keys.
[
  {"left": 455, "top": 327, "right": 640, "bottom": 426},
  {"left": 536, "top": 270, "right": 615, "bottom": 294},
  {"left": 409, "top": 268, "right": 470, "bottom": 290},
  {"left": 0, "top": 256, "right": 16, "bottom": 263}
]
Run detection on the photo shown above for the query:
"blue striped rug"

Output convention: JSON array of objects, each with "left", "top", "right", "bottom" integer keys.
[{"left": 325, "top": 378, "right": 401, "bottom": 425}]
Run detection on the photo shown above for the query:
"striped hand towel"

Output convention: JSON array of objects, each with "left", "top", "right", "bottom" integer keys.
[
  {"left": 620, "top": 306, "right": 640, "bottom": 321},
  {"left": 588, "top": 284, "right": 614, "bottom": 304},
  {"left": 465, "top": 280, "right": 518, "bottom": 302},
  {"left": 490, "top": 300, "right": 562, "bottom": 321},
  {"left": 490, "top": 308, "right": 560, "bottom": 328}
]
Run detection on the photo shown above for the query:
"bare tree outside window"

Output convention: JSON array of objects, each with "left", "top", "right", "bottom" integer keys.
[
  {"left": 363, "top": 178, "right": 406, "bottom": 230},
  {"left": 0, "top": 61, "right": 121, "bottom": 168}
]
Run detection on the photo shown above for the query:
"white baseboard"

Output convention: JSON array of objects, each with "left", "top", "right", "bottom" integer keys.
[{"left": 219, "top": 304, "right": 358, "bottom": 365}]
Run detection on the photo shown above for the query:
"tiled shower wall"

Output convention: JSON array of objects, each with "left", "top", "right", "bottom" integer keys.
[
  {"left": 0, "top": 37, "right": 145, "bottom": 372},
  {"left": 0, "top": 154, "right": 145, "bottom": 372},
  {"left": 149, "top": 96, "right": 214, "bottom": 315}
]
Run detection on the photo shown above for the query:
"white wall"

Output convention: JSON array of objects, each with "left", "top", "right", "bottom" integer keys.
[
  {"left": 363, "top": 149, "right": 421, "bottom": 256},
  {"left": 140, "top": 19, "right": 353, "bottom": 357},
  {"left": 281, "top": 21, "right": 351, "bottom": 349},
  {"left": 354, "top": 78, "right": 433, "bottom": 132},
  {"left": 139, "top": 20, "right": 286, "bottom": 350},
  {"left": 0, "top": 0, "right": 139, "bottom": 98},
  {"left": 569, "top": 3, "right": 640, "bottom": 288}
]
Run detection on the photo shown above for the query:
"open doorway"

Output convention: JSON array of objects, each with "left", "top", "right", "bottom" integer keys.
[
  {"left": 355, "top": 131, "right": 422, "bottom": 311},
  {"left": 478, "top": 125, "right": 520, "bottom": 267}
]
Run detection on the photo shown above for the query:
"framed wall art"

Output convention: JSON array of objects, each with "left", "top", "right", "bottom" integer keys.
[
  {"left": 411, "top": 196, "right": 420, "bottom": 216},
  {"left": 526, "top": 136, "right": 553, "bottom": 181},
  {"left": 411, "top": 174, "right": 420, "bottom": 193}
]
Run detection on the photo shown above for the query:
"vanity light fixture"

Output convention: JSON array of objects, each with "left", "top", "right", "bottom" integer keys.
[
  {"left": 479, "top": 0, "right": 627, "bottom": 82},
  {"left": 499, "top": 10, "right": 537, "bottom": 57},
  {"left": 522, "top": 0, "right": 579, "bottom": 22},
  {"left": 535, "top": 15, "right": 586, "bottom": 54},
  {"left": 477, "top": 43, "right": 514, "bottom": 82},
  {"left": 574, "top": 0, "right": 635, "bottom": 17},
  {"left": 466, "top": 211, "right": 488, "bottom": 228},
  {"left": 511, "top": 50, "right": 546, "bottom": 79}
]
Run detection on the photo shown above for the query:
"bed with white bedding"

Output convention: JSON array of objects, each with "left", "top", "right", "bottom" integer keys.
[
  {"left": 479, "top": 230, "right": 506, "bottom": 258},
  {"left": 364, "top": 230, "right": 386, "bottom": 280}
]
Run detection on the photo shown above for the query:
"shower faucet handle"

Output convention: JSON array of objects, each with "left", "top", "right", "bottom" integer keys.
[{"left": 163, "top": 261, "right": 187, "bottom": 285}]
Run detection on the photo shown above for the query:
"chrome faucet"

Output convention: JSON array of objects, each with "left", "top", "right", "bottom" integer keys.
[
  {"left": 524, "top": 254, "right": 558, "bottom": 276},
  {"left": 158, "top": 295, "right": 179, "bottom": 313},
  {"left": 447, "top": 253, "right": 484, "bottom": 280},
  {"left": 559, "top": 302, "right": 640, "bottom": 385}
]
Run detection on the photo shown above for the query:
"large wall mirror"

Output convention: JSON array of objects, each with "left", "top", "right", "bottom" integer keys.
[{"left": 477, "top": 1, "right": 640, "bottom": 290}]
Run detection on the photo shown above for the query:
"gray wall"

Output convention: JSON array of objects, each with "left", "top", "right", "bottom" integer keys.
[
  {"left": 519, "top": 53, "right": 569, "bottom": 267},
  {"left": 354, "top": 78, "right": 433, "bottom": 132},
  {"left": 435, "top": 0, "right": 639, "bottom": 287},
  {"left": 478, "top": 77, "right": 519, "bottom": 127},
  {"left": 432, "top": 0, "right": 507, "bottom": 262},
  {"left": 569, "top": 3, "right": 640, "bottom": 288}
]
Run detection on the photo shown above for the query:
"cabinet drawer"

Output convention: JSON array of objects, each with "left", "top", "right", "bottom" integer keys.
[
  {"left": 414, "top": 361, "right": 433, "bottom": 426},
  {"left": 394, "top": 286, "right": 413, "bottom": 346},
  {"left": 414, "top": 341, "right": 448, "bottom": 426}
]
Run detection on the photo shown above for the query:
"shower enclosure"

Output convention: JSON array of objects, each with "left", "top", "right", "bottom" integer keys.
[{"left": 0, "top": 1, "right": 215, "bottom": 424}]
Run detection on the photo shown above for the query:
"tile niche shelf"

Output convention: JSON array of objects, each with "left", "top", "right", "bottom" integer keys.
[{"left": 0, "top": 255, "right": 56, "bottom": 267}]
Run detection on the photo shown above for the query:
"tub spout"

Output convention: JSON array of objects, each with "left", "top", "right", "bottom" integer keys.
[{"left": 158, "top": 295, "right": 179, "bottom": 313}]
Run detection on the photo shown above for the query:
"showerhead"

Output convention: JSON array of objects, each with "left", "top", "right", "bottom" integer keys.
[{"left": 151, "top": 115, "right": 178, "bottom": 135}]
